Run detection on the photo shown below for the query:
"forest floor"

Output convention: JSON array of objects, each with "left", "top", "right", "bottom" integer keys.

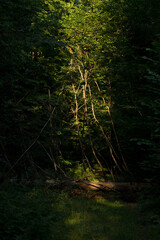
[{"left": 0, "top": 183, "right": 159, "bottom": 240}]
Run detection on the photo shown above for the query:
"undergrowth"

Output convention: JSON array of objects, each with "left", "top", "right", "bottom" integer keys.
[{"left": 0, "top": 183, "right": 159, "bottom": 240}]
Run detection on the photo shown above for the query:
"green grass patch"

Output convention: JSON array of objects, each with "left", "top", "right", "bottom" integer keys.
[{"left": 0, "top": 184, "right": 159, "bottom": 240}]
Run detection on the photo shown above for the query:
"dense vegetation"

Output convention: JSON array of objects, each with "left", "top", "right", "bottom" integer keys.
[
  {"left": 1, "top": 184, "right": 159, "bottom": 240},
  {"left": 0, "top": 0, "right": 160, "bottom": 237}
]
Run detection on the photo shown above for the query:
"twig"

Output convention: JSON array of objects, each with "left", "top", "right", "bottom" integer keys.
[
  {"left": 95, "top": 79, "right": 128, "bottom": 171},
  {"left": 88, "top": 84, "right": 122, "bottom": 172},
  {"left": 3, "top": 106, "right": 56, "bottom": 178}
]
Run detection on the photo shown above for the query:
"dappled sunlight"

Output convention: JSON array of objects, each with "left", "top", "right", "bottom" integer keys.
[
  {"left": 0, "top": 185, "right": 153, "bottom": 240},
  {"left": 95, "top": 198, "right": 124, "bottom": 208},
  {"left": 1, "top": 0, "right": 159, "bottom": 239},
  {"left": 65, "top": 212, "right": 84, "bottom": 225},
  {"left": 16, "top": 189, "right": 138, "bottom": 240},
  {"left": 50, "top": 195, "right": 139, "bottom": 240}
]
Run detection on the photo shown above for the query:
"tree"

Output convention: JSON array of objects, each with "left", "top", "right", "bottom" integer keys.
[
  {"left": 0, "top": 0, "right": 64, "bottom": 180},
  {"left": 57, "top": 0, "right": 129, "bottom": 176}
]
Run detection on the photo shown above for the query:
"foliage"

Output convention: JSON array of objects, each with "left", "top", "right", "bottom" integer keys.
[
  {"left": 0, "top": 0, "right": 65, "bottom": 178},
  {"left": 135, "top": 43, "right": 160, "bottom": 225},
  {"left": 1, "top": 184, "right": 159, "bottom": 240},
  {"left": 0, "top": 184, "right": 54, "bottom": 240},
  {"left": 59, "top": 0, "right": 129, "bottom": 173},
  {"left": 0, "top": 0, "right": 160, "bottom": 224}
]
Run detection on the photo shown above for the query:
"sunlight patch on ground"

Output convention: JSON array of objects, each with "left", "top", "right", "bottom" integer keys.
[
  {"left": 65, "top": 212, "right": 83, "bottom": 225},
  {"left": 95, "top": 198, "right": 124, "bottom": 208}
]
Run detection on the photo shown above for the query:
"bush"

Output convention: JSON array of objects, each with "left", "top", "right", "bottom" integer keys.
[{"left": 0, "top": 184, "right": 57, "bottom": 240}]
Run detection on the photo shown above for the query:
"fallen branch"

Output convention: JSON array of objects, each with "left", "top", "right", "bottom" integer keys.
[{"left": 46, "top": 179, "right": 150, "bottom": 193}]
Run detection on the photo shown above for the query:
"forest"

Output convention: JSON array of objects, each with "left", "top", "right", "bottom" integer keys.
[{"left": 0, "top": 0, "right": 160, "bottom": 239}]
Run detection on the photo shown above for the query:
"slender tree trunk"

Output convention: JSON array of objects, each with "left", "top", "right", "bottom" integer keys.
[{"left": 48, "top": 89, "right": 57, "bottom": 172}]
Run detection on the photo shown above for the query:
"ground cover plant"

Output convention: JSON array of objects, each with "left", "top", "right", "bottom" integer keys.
[
  {"left": 0, "top": 184, "right": 159, "bottom": 240},
  {"left": 0, "top": 0, "right": 160, "bottom": 238}
]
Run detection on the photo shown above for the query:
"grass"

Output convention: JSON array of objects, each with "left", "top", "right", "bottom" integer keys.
[{"left": 0, "top": 184, "right": 159, "bottom": 240}]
